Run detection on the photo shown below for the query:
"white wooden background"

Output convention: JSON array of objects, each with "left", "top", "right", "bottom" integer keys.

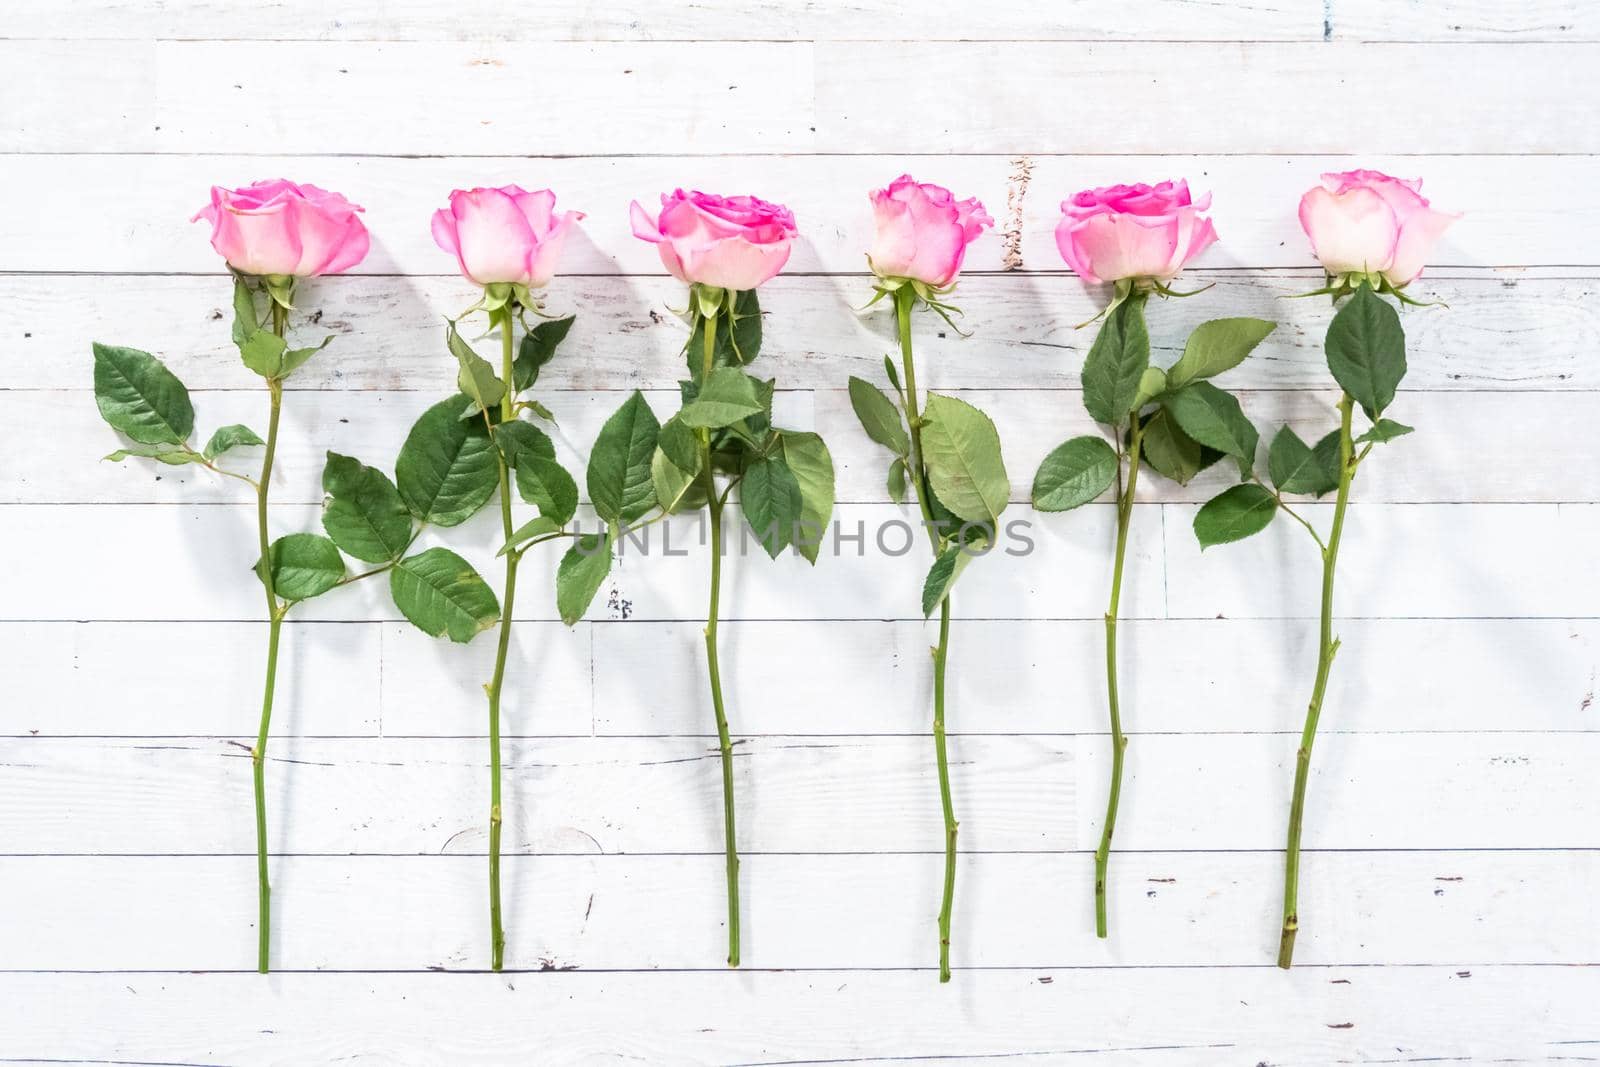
[{"left": 2, "top": 1, "right": 1598, "bottom": 1063}]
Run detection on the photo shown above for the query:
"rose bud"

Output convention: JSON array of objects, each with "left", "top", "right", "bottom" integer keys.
[
  {"left": 866, "top": 174, "right": 993, "bottom": 289},
  {"left": 1056, "top": 180, "right": 1218, "bottom": 286},
  {"left": 629, "top": 189, "right": 797, "bottom": 293},
  {"left": 431, "top": 185, "right": 584, "bottom": 291},
  {"left": 1299, "top": 169, "right": 1457, "bottom": 288},
  {"left": 193, "top": 179, "right": 369, "bottom": 280}
]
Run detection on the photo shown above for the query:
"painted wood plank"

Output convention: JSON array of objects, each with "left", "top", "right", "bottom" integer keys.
[
  {"left": 0, "top": 968, "right": 1591, "bottom": 1064},
  {"left": 9, "top": 1, "right": 1598, "bottom": 44},
  {"left": 0, "top": 733, "right": 1594, "bottom": 855},
  {"left": 2, "top": 40, "right": 817, "bottom": 154},
  {"left": 1333, "top": 0, "right": 1598, "bottom": 41},
  {"left": 8, "top": 42, "right": 1595, "bottom": 154},
  {"left": 2, "top": 0, "right": 1322, "bottom": 42},
  {"left": 0, "top": 502, "right": 1591, "bottom": 622},
  {"left": 8, "top": 617, "right": 1586, "bottom": 738},
  {"left": 0, "top": 153, "right": 1577, "bottom": 273},
  {"left": 6, "top": 273, "right": 1596, "bottom": 394},
  {"left": 812, "top": 42, "right": 1600, "bottom": 153},
  {"left": 0, "top": 501, "right": 1170, "bottom": 623},
  {"left": 22, "top": 386, "right": 1597, "bottom": 506},
  {"left": 2, "top": 850, "right": 1594, "bottom": 971},
  {"left": 1160, "top": 501, "right": 1600, "bottom": 621}
]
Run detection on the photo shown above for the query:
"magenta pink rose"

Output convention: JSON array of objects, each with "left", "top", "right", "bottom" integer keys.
[
  {"left": 866, "top": 175, "right": 993, "bottom": 288},
  {"left": 192, "top": 179, "right": 369, "bottom": 278},
  {"left": 1055, "top": 180, "right": 1218, "bottom": 286},
  {"left": 431, "top": 185, "right": 584, "bottom": 289},
  {"left": 1298, "top": 170, "right": 1457, "bottom": 287},
  {"left": 629, "top": 190, "right": 797, "bottom": 291}
]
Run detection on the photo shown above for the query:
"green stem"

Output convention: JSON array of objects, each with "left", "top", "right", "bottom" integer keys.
[
  {"left": 896, "top": 286, "right": 957, "bottom": 982},
  {"left": 250, "top": 302, "right": 287, "bottom": 974},
  {"left": 1279, "top": 392, "right": 1354, "bottom": 969},
  {"left": 697, "top": 306, "right": 740, "bottom": 967},
  {"left": 485, "top": 306, "right": 521, "bottom": 972},
  {"left": 1097, "top": 414, "right": 1143, "bottom": 939}
]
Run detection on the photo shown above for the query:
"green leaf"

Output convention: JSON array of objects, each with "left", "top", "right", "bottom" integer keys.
[
  {"left": 1267, "top": 426, "right": 1338, "bottom": 497},
  {"left": 740, "top": 454, "right": 804, "bottom": 559},
  {"left": 1357, "top": 418, "right": 1414, "bottom": 445},
  {"left": 525, "top": 398, "right": 557, "bottom": 423},
  {"left": 588, "top": 391, "right": 661, "bottom": 524},
  {"left": 688, "top": 290, "right": 762, "bottom": 378},
  {"left": 1326, "top": 283, "right": 1407, "bottom": 419},
  {"left": 515, "top": 455, "right": 579, "bottom": 525},
  {"left": 1311, "top": 430, "right": 1344, "bottom": 497},
  {"left": 92, "top": 343, "right": 194, "bottom": 446},
  {"left": 494, "top": 420, "right": 556, "bottom": 468},
  {"left": 500, "top": 515, "right": 561, "bottom": 556},
  {"left": 279, "top": 336, "right": 332, "bottom": 378},
  {"left": 1166, "top": 317, "right": 1276, "bottom": 391},
  {"left": 389, "top": 547, "right": 500, "bottom": 643},
  {"left": 556, "top": 532, "right": 613, "bottom": 626},
  {"left": 203, "top": 424, "right": 264, "bottom": 461},
  {"left": 678, "top": 367, "right": 764, "bottom": 429},
  {"left": 886, "top": 457, "right": 908, "bottom": 504},
  {"left": 1081, "top": 296, "right": 1150, "bottom": 425},
  {"left": 651, "top": 415, "right": 704, "bottom": 514},
  {"left": 1194, "top": 484, "right": 1279, "bottom": 548},
  {"left": 513, "top": 315, "right": 575, "bottom": 392},
  {"left": 778, "top": 430, "right": 835, "bottom": 564},
  {"left": 920, "top": 394, "right": 1010, "bottom": 526},
  {"left": 103, "top": 444, "right": 200, "bottom": 466},
  {"left": 395, "top": 394, "right": 500, "bottom": 527},
  {"left": 1031, "top": 435, "right": 1117, "bottom": 512},
  {"left": 447, "top": 320, "right": 507, "bottom": 413},
  {"left": 847, "top": 376, "right": 908, "bottom": 455},
  {"left": 1137, "top": 410, "right": 1221, "bottom": 487},
  {"left": 1131, "top": 366, "right": 1167, "bottom": 412},
  {"left": 321, "top": 451, "right": 414, "bottom": 563},
  {"left": 883, "top": 355, "right": 904, "bottom": 397},
  {"left": 1162, "top": 381, "right": 1259, "bottom": 477},
  {"left": 922, "top": 540, "right": 983, "bottom": 617},
  {"left": 231, "top": 277, "right": 258, "bottom": 347},
  {"left": 262, "top": 533, "right": 346, "bottom": 601},
  {"left": 237, "top": 329, "right": 288, "bottom": 378}
]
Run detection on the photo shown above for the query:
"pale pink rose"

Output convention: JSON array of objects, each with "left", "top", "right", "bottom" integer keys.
[
  {"left": 1055, "top": 180, "right": 1219, "bottom": 286},
  {"left": 629, "top": 189, "right": 796, "bottom": 290},
  {"left": 866, "top": 175, "right": 993, "bottom": 288},
  {"left": 1298, "top": 170, "right": 1457, "bottom": 287},
  {"left": 192, "top": 179, "right": 369, "bottom": 278},
  {"left": 431, "top": 186, "right": 584, "bottom": 289}
]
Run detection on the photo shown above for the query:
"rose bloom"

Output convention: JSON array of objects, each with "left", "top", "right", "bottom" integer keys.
[
  {"left": 629, "top": 189, "right": 796, "bottom": 291},
  {"left": 1055, "top": 180, "right": 1218, "bottom": 285},
  {"left": 866, "top": 175, "right": 993, "bottom": 288},
  {"left": 431, "top": 186, "right": 584, "bottom": 289},
  {"left": 1299, "top": 170, "right": 1457, "bottom": 287},
  {"left": 193, "top": 179, "right": 369, "bottom": 278}
]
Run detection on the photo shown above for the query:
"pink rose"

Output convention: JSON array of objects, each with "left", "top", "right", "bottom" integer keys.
[
  {"left": 1055, "top": 180, "right": 1219, "bottom": 286},
  {"left": 629, "top": 189, "right": 796, "bottom": 291},
  {"left": 431, "top": 186, "right": 584, "bottom": 289},
  {"left": 866, "top": 175, "right": 993, "bottom": 288},
  {"left": 1298, "top": 170, "right": 1457, "bottom": 287},
  {"left": 192, "top": 179, "right": 369, "bottom": 278}
]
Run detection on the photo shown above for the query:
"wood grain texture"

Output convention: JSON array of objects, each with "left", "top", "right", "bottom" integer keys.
[
  {"left": 0, "top": 969, "right": 1592, "bottom": 1064},
  {"left": 0, "top": 733, "right": 1592, "bottom": 855},
  {"left": 2, "top": 851, "right": 1594, "bottom": 971},
  {"left": 6, "top": 42, "right": 1600, "bottom": 154}
]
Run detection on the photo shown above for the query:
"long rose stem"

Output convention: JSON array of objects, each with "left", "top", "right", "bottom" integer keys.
[
  {"left": 895, "top": 286, "right": 958, "bottom": 982},
  {"left": 1096, "top": 414, "right": 1143, "bottom": 938},
  {"left": 1279, "top": 392, "right": 1354, "bottom": 968},
  {"left": 249, "top": 300, "right": 287, "bottom": 973}
]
